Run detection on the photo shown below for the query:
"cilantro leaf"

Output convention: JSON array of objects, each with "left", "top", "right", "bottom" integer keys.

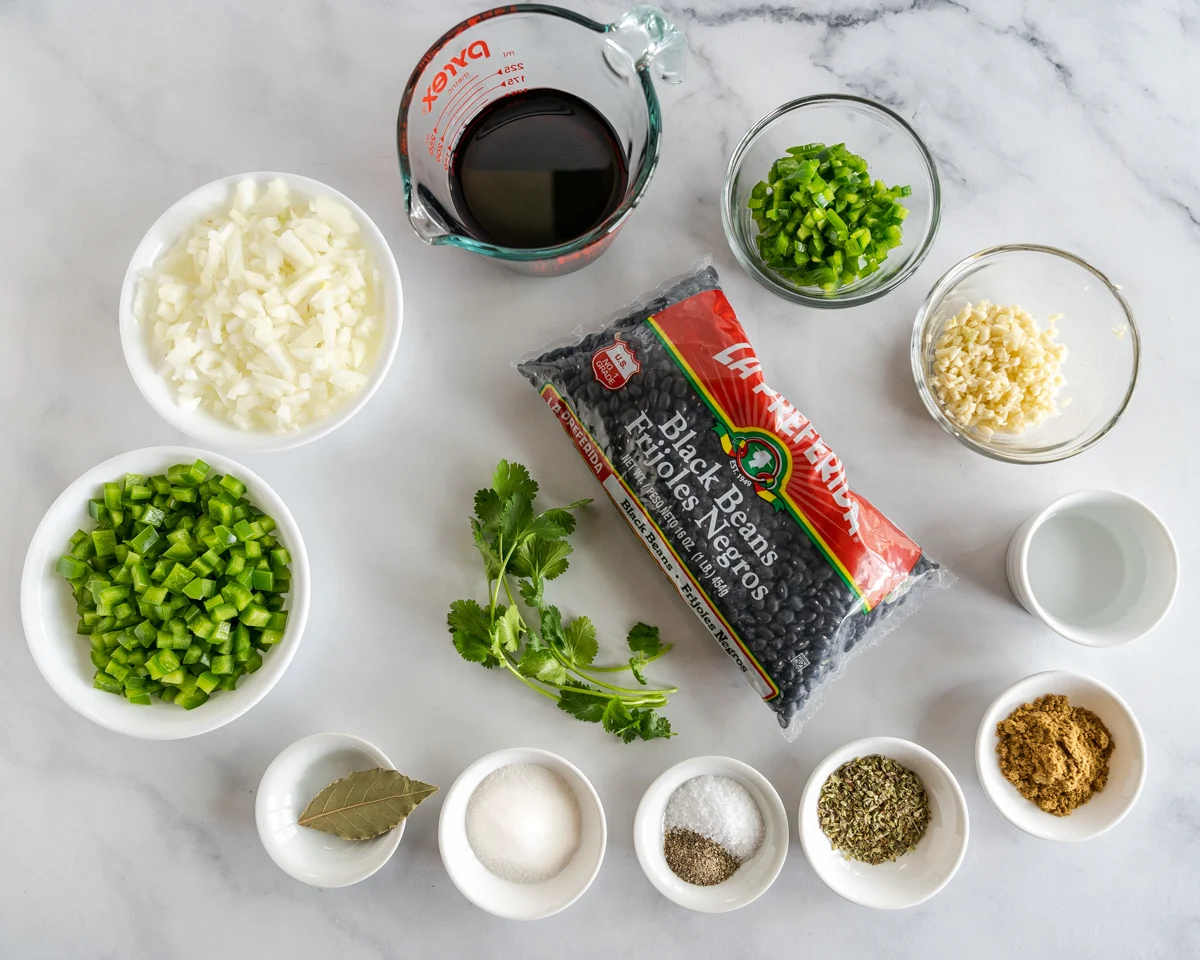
[
  {"left": 473, "top": 487, "right": 503, "bottom": 528},
  {"left": 602, "top": 698, "right": 642, "bottom": 743},
  {"left": 526, "top": 513, "right": 569, "bottom": 541},
  {"left": 494, "top": 605, "right": 522, "bottom": 653},
  {"left": 635, "top": 710, "right": 673, "bottom": 741},
  {"left": 538, "top": 604, "right": 566, "bottom": 650},
  {"left": 499, "top": 493, "right": 534, "bottom": 546},
  {"left": 537, "top": 499, "right": 591, "bottom": 536},
  {"left": 557, "top": 682, "right": 606, "bottom": 723},
  {"left": 493, "top": 460, "right": 538, "bottom": 501},
  {"left": 626, "top": 622, "right": 665, "bottom": 659},
  {"left": 470, "top": 520, "right": 502, "bottom": 580},
  {"left": 513, "top": 537, "right": 572, "bottom": 581},
  {"left": 562, "top": 615, "right": 598, "bottom": 667},
  {"left": 447, "top": 599, "right": 500, "bottom": 668},
  {"left": 535, "top": 539, "right": 572, "bottom": 580},
  {"left": 628, "top": 656, "right": 648, "bottom": 685},
  {"left": 518, "top": 648, "right": 569, "bottom": 685},
  {"left": 518, "top": 577, "right": 544, "bottom": 611}
]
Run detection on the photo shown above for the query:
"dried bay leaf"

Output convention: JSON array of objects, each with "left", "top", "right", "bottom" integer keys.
[{"left": 298, "top": 768, "right": 438, "bottom": 841}]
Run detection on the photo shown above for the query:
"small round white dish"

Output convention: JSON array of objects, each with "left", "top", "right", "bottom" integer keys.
[
  {"left": 1007, "top": 490, "right": 1178, "bottom": 647},
  {"left": 439, "top": 747, "right": 606, "bottom": 920},
  {"left": 119, "top": 171, "right": 403, "bottom": 452},
  {"left": 976, "top": 671, "right": 1146, "bottom": 842},
  {"left": 256, "top": 733, "right": 403, "bottom": 887},
  {"left": 798, "top": 737, "right": 968, "bottom": 910},
  {"left": 634, "top": 755, "right": 788, "bottom": 913},
  {"left": 20, "top": 445, "right": 310, "bottom": 739}
]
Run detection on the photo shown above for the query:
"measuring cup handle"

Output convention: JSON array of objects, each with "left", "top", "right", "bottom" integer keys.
[{"left": 609, "top": 5, "right": 687, "bottom": 84}]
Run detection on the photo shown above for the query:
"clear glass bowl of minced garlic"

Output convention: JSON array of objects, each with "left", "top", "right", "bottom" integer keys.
[{"left": 910, "top": 244, "right": 1139, "bottom": 464}]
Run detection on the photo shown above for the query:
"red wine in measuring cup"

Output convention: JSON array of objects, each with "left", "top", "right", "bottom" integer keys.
[{"left": 449, "top": 89, "right": 629, "bottom": 249}]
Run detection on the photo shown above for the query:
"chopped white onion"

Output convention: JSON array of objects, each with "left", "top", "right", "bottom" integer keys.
[{"left": 134, "top": 177, "right": 382, "bottom": 433}]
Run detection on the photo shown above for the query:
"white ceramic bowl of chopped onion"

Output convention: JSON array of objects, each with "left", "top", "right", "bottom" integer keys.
[{"left": 119, "top": 173, "right": 402, "bottom": 451}]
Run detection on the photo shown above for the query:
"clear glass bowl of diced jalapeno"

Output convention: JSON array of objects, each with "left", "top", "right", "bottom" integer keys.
[{"left": 722, "top": 94, "right": 941, "bottom": 308}]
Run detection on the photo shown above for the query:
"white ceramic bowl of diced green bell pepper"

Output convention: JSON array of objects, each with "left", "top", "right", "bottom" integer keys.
[{"left": 21, "top": 446, "right": 310, "bottom": 739}]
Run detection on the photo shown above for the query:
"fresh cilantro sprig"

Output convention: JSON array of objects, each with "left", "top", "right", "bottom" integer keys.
[{"left": 447, "top": 460, "right": 676, "bottom": 743}]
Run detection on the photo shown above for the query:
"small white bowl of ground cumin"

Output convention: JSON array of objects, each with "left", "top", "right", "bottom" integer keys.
[{"left": 976, "top": 670, "right": 1146, "bottom": 842}]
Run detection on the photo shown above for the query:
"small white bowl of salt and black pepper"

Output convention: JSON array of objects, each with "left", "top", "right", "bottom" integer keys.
[
  {"left": 633, "top": 756, "right": 789, "bottom": 912},
  {"left": 798, "top": 736, "right": 969, "bottom": 910}
]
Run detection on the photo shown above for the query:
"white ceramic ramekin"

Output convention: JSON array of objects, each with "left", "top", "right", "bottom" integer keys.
[{"left": 1006, "top": 490, "right": 1177, "bottom": 647}]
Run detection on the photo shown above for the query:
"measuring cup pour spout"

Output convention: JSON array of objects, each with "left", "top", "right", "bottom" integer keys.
[{"left": 398, "top": 4, "right": 688, "bottom": 276}]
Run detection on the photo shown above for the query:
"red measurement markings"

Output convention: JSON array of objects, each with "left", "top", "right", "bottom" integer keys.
[
  {"left": 433, "top": 72, "right": 485, "bottom": 135},
  {"left": 427, "top": 72, "right": 487, "bottom": 165},
  {"left": 441, "top": 72, "right": 507, "bottom": 148}
]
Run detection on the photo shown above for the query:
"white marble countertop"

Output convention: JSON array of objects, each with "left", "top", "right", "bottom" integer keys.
[{"left": 2, "top": 1, "right": 1196, "bottom": 957}]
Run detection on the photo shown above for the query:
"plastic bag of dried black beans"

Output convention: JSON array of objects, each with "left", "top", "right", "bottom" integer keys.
[{"left": 515, "top": 263, "right": 952, "bottom": 738}]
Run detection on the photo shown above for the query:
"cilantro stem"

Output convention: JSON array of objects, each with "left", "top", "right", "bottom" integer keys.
[
  {"left": 559, "top": 655, "right": 677, "bottom": 696},
  {"left": 498, "top": 652, "right": 559, "bottom": 700},
  {"left": 543, "top": 682, "right": 667, "bottom": 707},
  {"left": 585, "top": 646, "right": 673, "bottom": 671},
  {"left": 501, "top": 576, "right": 678, "bottom": 697}
]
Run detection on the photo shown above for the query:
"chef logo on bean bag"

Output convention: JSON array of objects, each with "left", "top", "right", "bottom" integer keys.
[{"left": 715, "top": 427, "right": 790, "bottom": 512}]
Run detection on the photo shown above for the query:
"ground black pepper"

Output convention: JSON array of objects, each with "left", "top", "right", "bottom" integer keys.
[{"left": 663, "top": 828, "right": 741, "bottom": 886}]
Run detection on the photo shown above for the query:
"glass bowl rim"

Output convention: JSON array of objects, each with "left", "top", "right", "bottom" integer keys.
[
  {"left": 721, "top": 93, "right": 942, "bottom": 308},
  {"left": 909, "top": 243, "right": 1141, "bottom": 464}
]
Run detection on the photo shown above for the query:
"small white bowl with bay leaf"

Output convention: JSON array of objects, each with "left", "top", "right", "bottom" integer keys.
[
  {"left": 119, "top": 172, "right": 403, "bottom": 452},
  {"left": 255, "top": 732, "right": 438, "bottom": 887}
]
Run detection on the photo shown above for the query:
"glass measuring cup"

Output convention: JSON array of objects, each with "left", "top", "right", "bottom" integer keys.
[{"left": 397, "top": 5, "right": 686, "bottom": 276}]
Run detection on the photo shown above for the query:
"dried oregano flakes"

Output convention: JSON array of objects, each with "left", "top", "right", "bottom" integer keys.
[{"left": 817, "top": 754, "right": 931, "bottom": 864}]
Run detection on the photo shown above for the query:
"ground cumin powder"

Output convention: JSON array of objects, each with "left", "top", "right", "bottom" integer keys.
[{"left": 995, "top": 693, "right": 1114, "bottom": 816}]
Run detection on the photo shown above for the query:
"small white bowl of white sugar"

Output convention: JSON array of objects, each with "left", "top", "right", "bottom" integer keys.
[
  {"left": 438, "top": 747, "right": 607, "bottom": 920},
  {"left": 119, "top": 172, "right": 402, "bottom": 452}
]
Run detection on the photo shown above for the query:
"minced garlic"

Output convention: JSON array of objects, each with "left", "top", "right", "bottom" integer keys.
[{"left": 930, "top": 300, "right": 1068, "bottom": 437}]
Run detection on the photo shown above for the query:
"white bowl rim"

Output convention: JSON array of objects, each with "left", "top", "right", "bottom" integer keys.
[
  {"left": 798, "top": 735, "right": 970, "bottom": 910},
  {"left": 118, "top": 171, "right": 403, "bottom": 452},
  {"left": 1010, "top": 489, "right": 1179, "bottom": 647},
  {"left": 437, "top": 746, "right": 607, "bottom": 920},
  {"left": 974, "top": 670, "right": 1147, "bottom": 842},
  {"left": 20, "top": 444, "right": 310, "bottom": 739},
  {"left": 254, "top": 732, "right": 403, "bottom": 887},
  {"left": 910, "top": 243, "right": 1140, "bottom": 464},
  {"left": 632, "top": 754, "right": 790, "bottom": 913}
]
